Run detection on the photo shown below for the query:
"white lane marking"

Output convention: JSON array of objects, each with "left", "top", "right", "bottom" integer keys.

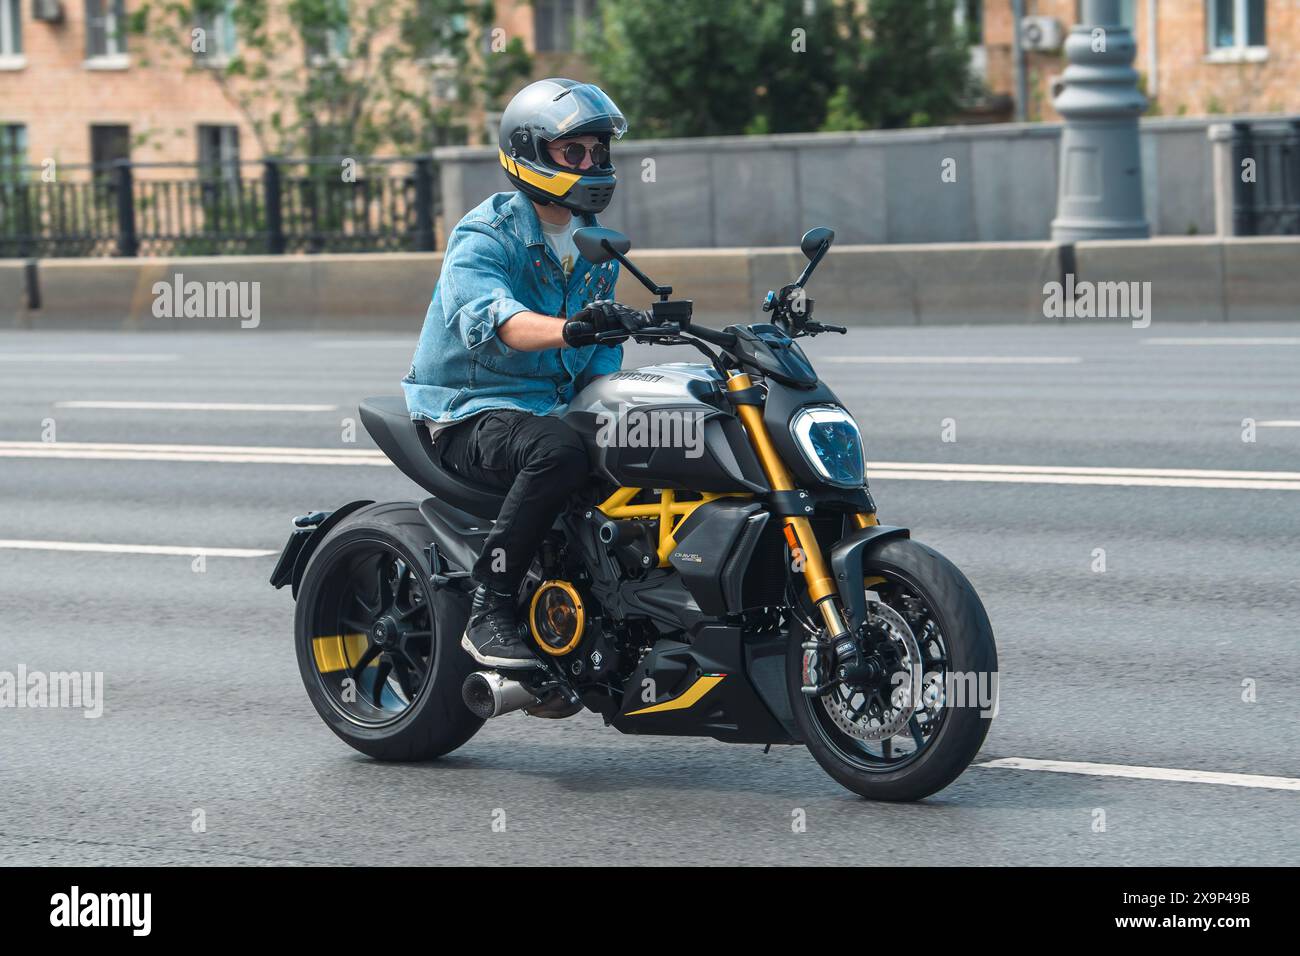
[
  {"left": 313, "top": 339, "right": 412, "bottom": 349},
  {"left": 0, "top": 441, "right": 376, "bottom": 456},
  {"left": 820, "top": 356, "right": 1082, "bottom": 365},
  {"left": 1142, "top": 337, "right": 1300, "bottom": 346},
  {"left": 0, "top": 353, "right": 180, "bottom": 363},
  {"left": 873, "top": 461, "right": 1300, "bottom": 480},
  {"left": 870, "top": 469, "right": 1300, "bottom": 491},
  {"left": 0, "top": 448, "right": 388, "bottom": 466},
  {"left": 54, "top": 401, "right": 338, "bottom": 412},
  {"left": 977, "top": 757, "right": 1300, "bottom": 792},
  {"left": 0, "top": 440, "right": 386, "bottom": 466},
  {"left": 1259, "top": 420, "right": 1300, "bottom": 428},
  {"left": 0, "top": 540, "right": 275, "bottom": 558},
  {"left": 4, "top": 442, "right": 1300, "bottom": 490}
]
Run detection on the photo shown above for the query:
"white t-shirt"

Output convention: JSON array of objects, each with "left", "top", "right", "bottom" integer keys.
[{"left": 541, "top": 214, "right": 580, "bottom": 278}]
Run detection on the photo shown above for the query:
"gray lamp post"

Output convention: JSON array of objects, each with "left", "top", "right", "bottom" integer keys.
[{"left": 1050, "top": 0, "right": 1150, "bottom": 241}]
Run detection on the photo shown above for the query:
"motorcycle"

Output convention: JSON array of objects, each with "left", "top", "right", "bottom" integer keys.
[{"left": 271, "top": 225, "right": 998, "bottom": 801}]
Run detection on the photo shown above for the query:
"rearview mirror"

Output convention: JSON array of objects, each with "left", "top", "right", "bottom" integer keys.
[
  {"left": 800, "top": 226, "right": 835, "bottom": 260},
  {"left": 574, "top": 226, "right": 631, "bottom": 265}
]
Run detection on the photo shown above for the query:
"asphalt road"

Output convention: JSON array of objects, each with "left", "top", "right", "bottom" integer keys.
[{"left": 0, "top": 322, "right": 1296, "bottom": 866}]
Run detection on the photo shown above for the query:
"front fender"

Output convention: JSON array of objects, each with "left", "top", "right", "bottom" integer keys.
[{"left": 829, "top": 524, "right": 910, "bottom": 627}]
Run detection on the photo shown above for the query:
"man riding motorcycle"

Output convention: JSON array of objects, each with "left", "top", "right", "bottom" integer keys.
[{"left": 403, "top": 78, "right": 651, "bottom": 671}]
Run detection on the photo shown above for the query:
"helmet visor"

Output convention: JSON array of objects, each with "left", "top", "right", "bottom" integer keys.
[{"left": 528, "top": 84, "right": 627, "bottom": 142}]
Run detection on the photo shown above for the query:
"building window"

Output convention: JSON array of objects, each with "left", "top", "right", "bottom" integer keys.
[
  {"left": 1207, "top": 0, "right": 1266, "bottom": 57},
  {"left": 85, "top": 0, "right": 128, "bottom": 61},
  {"left": 90, "top": 124, "right": 130, "bottom": 176},
  {"left": 195, "top": 0, "right": 238, "bottom": 64},
  {"left": 198, "top": 125, "right": 240, "bottom": 179},
  {"left": 0, "top": 0, "right": 22, "bottom": 60},
  {"left": 955, "top": 0, "right": 982, "bottom": 46},
  {"left": 533, "top": 0, "right": 601, "bottom": 54},
  {"left": 0, "top": 124, "right": 26, "bottom": 178},
  {"left": 305, "top": 0, "right": 349, "bottom": 64}
]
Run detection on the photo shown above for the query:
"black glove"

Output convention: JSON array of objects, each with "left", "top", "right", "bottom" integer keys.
[{"left": 562, "top": 300, "right": 651, "bottom": 347}]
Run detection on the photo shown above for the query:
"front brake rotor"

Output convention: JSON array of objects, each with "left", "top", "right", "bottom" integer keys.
[{"left": 821, "top": 596, "right": 923, "bottom": 741}]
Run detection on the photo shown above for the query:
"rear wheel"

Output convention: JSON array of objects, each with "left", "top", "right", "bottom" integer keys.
[
  {"left": 294, "top": 502, "right": 483, "bottom": 760},
  {"left": 787, "top": 537, "right": 997, "bottom": 801}
]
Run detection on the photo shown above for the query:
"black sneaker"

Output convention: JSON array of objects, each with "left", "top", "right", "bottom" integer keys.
[{"left": 460, "top": 585, "right": 541, "bottom": 670}]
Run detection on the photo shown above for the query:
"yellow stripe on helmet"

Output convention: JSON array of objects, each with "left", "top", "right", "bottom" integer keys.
[{"left": 499, "top": 148, "right": 581, "bottom": 197}]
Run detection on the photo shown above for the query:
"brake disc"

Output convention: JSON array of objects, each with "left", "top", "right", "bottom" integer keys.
[{"left": 820, "top": 597, "right": 923, "bottom": 741}]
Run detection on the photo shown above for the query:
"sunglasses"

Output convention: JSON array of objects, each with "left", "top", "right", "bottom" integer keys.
[{"left": 552, "top": 141, "right": 610, "bottom": 169}]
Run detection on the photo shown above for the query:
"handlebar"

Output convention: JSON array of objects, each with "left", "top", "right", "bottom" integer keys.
[{"left": 594, "top": 321, "right": 735, "bottom": 348}]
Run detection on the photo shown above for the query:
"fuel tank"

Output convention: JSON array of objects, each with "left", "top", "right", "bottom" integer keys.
[{"left": 563, "top": 363, "right": 768, "bottom": 492}]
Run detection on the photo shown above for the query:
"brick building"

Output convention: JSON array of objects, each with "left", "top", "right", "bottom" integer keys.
[
  {"left": 974, "top": 0, "right": 1300, "bottom": 121},
  {"left": 0, "top": 0, "right": 265, "bottom": 171},
  {"left": 1, "top": 1, "right": 1295, "bottom": 173},
  {"left": 0, "top": 0, "right": 602, "bottom": 172}
]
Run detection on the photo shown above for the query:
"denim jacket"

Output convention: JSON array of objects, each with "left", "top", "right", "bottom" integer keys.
[{"left": 403, "top": 191, "right": 622, "bottom": 424}]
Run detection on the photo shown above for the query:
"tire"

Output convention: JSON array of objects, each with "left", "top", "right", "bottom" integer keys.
[
  {"left": 787, "top": 537, "right": 997, "bottom": 801},
  {"left": 294, "top": 501, "right": 484, "bottom": 760}
]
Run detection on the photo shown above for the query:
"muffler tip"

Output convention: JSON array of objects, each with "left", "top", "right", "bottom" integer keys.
[
  {"left": 461, "top": 671, "right": 539, "bottom": 719},
  {"left": 461, "top": 672, "right": 497, "bottom": 719}
]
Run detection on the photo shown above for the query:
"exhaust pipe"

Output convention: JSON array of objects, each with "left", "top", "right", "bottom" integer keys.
[{"left": 461, "top": 671, "right": 540, "bottom": 719}]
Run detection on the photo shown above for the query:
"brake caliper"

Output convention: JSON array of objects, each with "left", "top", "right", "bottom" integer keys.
[{"left": 800, "top": 632, "right": 837, "bottom": 697}]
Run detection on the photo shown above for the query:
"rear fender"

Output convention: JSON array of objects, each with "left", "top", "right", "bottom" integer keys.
[{"left": 269, "top": 499, "right": 374, "bottom": 599}]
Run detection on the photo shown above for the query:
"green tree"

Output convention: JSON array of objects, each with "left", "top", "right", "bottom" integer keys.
[
  {"left": 851, "top": 0, "right": 972, "bottom": 129},
  {"left": 583, "top": 0, "right": 766, "bottom": 139},
  {"left": 584, "top": 0, "right": 971, "bottom": 138},
  {"left": 753, "top": 0, "right": 854, "bottom": 134},
  {"left": 129, "top": 0, "right": 531, "bottom": 155}
]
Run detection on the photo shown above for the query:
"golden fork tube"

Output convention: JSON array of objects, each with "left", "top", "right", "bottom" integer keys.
[{"left": 726, "top": 373, "right": 848, "bottom": 638}]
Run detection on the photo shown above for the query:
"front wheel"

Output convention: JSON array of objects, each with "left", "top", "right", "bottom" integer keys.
[{"left": 787, "top": 537, "right": 997, "bottom": 801}]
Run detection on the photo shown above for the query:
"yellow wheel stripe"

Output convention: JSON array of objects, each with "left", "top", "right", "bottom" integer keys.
[
  {"left": 312, "top": 633, "right": 372, "bottom": 674},
  {"left": 624, "top": 674, "right": 725, "bottom": 716}
]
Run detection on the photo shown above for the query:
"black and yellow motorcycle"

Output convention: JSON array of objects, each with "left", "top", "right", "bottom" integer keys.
[{"left": 271, "top": 226, "right": 998, "bottom": 801}]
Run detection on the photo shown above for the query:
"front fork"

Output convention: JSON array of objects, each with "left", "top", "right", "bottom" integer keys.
[{"left": 725, "top": 374, "right": 872, "bottom": 692}]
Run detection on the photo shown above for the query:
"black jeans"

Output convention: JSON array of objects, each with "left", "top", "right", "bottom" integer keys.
[{"left": 436, "top": 410, "right": 589, "bottom": 593}]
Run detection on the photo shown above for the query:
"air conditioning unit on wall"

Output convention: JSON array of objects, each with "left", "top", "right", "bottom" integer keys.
[
  {"left": 32, "top": 0, "right": 65, "bottom": 24},
  {"left": 1020, "top": 16, "right": 1064, "bottom": 52}
]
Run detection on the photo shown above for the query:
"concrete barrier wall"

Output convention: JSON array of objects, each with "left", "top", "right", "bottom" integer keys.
[
  {"left": 616, "top": 243, "right": 1063, "bottom": 327},
  {"left": 8, "top": 254, "right": 441, "bottom": 332},
  {"left": 4, "top": 238, "right": 1296, "bottom": 332},
  {"left": 0, "top": 261, "right": 26, "bottom": 321},
  {"left": 433, "top": 116, "right": 1265, "bottom": 249}
]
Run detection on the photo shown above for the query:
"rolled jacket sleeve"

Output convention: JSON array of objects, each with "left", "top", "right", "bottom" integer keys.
[{"left": 441, "top": 222, "right": 531, "bottom": 350}]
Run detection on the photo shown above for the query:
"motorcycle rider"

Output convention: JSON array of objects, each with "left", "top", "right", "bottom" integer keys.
[{"left": 403, "top": 78, "right": 651, "bottom": 670}]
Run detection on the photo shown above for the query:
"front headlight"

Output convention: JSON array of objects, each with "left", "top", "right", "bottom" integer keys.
[{"left": 789, "top": 405, "right": 865, "bottom": 488}]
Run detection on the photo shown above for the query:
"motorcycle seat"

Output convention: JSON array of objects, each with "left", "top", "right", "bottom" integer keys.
[{"left": 357, "top": 397, "right": 506, "bottom": 520}]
